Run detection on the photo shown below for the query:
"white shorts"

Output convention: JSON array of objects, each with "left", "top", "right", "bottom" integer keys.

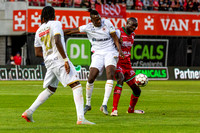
[
  {"left": 43, "top": 61, "right": 79, "bottom": 88},
  {"left": 90, "top": 50, "right": 119, "bottom": 76}
]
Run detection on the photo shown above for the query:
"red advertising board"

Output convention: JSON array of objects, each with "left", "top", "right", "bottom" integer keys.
[
  {"left": 14, "top": 8, "right": 200, "bottom": 36},
  {"left": 27, "top": 9, "right": 90, "bottom": 33},
  {"left": 95, "top": 4, "right": 126, "bottom": 18},
  {"left": 13, "top": 10, "right": 26, "bottom": 31},
  {"left": 126, "top": 12, "right": 200, "bottom": 36}
]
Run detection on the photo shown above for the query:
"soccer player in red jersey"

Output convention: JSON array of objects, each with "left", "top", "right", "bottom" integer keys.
[{"left": 111, "top": 17, "right": 145, "bottom": 116}]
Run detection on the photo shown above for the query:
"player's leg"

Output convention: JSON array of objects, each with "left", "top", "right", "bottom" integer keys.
[
  {"left": 111, "top": 71, "right": 124, "bottom": 116},
  {"left": 22, "top": 69, "right": 58, "bottom": 122},
  {"left": 84, "top": 53, "right": 103, "bottom": 114},
  {"left": 58, "top": 61, "right": 95, "bottom": 124},
  {"left": 84, "top": 67, "right": 99, "bottom": 114},
  {"left": 99, "top": 65, "right": 115, "bottom": 115},
  {"left": 126, "top": 77, "right": 144, "bottom": 114},
  {"left": 101, "top": 52, "right": 118, "bottom": 115},
  {"left": 69, "top": 81, "right": 95, "bottom": 125}
]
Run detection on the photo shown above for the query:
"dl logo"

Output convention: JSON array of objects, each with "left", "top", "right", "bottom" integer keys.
[{"left": 67, "top": 38, "right": 91, "bottom": 66}]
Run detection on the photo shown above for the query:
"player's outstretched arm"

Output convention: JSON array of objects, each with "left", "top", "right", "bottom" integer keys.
[
  {"left": 111, "top": 32, "right": 125, "bottom": 58},
  {"left": 63, "top": 28, "right": 80, "bottom": 35},
  {"left": 54, "top": 34, "right": 70, "bottom": 74},
  {"left": 34, "top": 47, "right": 43, "bottom": 57}
]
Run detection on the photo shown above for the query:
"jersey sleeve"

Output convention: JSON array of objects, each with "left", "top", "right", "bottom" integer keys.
[
  {"left": 115, "top": 29, "right": 121, "bottom": 39},
  {"left": 52, "top": 21, "right": 63, "bottom": 36},
  {"left": 105, "top": 19, "right": 115, "bottom": 33},
  {"left": 34, "top": 31, "right": 41, "bottom": 47},
  {"left": 79, "top": 25, "right": 87, "bottom": 32}
]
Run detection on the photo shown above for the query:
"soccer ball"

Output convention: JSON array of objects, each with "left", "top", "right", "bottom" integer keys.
[{"left": 135, "top": 74, "right": 148, "bottom": 87}]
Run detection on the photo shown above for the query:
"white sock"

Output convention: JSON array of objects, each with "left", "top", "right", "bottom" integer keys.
[
  {"left": 86, "top": 82, "right": 94, "bottom": 106},
  {"left": 72, "top": 84, "right": 85, "bottom": 121},
  {"left": 29, "top": 88, "right": 54, "bottom": 114},
  {"left": 102, "top": 80, "right": 113, "bottom": 105}
]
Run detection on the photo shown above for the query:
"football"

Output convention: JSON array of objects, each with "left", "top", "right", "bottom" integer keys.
[{"left": 135, "top": 73, "right": 148, "bottom": 87}]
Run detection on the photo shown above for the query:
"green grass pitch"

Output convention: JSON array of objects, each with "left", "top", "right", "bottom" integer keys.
[{"left": 0, "top": 80, "right": 200, "bottom": 133}]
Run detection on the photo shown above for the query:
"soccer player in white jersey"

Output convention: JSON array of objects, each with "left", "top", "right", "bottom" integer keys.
[
  {"left": 64, "top": 10, "right": 124, "bottom": 115},
  {"left": 21, "top": 6, "right": 94, "bottom": 125}
]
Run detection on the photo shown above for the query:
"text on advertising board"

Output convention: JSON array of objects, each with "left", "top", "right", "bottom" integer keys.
[
  {"left": 13, "top": 9, "right": 200, "bottom": 36},
  {"left": 133, "top": 67, "right": 169, "bottom": 80},
  {"left": 131, "top": 39, "right": 168, "bottom": 67}
]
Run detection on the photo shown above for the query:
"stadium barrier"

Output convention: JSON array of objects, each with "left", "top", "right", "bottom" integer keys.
[{"left": 1, "top": 65, "right": 200, "bottom": 80}]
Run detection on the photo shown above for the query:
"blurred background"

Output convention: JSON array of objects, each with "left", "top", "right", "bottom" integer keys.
[{"left": 0, "top": 0, "right": 200, "bottom": 81}]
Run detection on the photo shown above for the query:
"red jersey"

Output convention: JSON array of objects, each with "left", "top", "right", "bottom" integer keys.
[
  {"left": 14, "top": 55, "right": 22, "bottom": 65},
  {"left": 135, "top": 0, "right": 144, "bottom": 10},
  {"left": 153, "top": 0, "right": 159, "bottom": 10},
  {"left": 118, "top": 27, "right": 135, "bottom": 64}
]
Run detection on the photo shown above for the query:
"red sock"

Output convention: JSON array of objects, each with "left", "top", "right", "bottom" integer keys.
[
  {"left": 112, "top": 85, "right": 122, "bottom": 112},
  {"left": 128, "top": 94, "right": 139, "bottom": 113}
]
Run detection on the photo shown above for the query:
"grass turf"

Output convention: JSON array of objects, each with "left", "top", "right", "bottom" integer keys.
[{"left": 0, "top": 80, "right": 199, "bottom": 133}]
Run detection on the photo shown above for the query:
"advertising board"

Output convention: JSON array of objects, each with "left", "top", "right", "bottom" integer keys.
[{"left": 13, "top": 9, "right": 200, "bottom": 36}]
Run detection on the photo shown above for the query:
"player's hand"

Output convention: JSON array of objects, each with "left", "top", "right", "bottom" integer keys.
[
  {"left": 119, "top": 49, "right": 125, "bottom": 59},
  {"left": 64, "top": 61, "right": 70, "bottom": 74}
]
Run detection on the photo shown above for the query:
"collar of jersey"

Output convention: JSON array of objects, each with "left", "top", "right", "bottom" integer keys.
[{"left": 122, "top": 27, "right": 131, "bottom": 36}]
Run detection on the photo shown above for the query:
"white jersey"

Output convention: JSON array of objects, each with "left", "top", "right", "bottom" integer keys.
[
  {"left": 79, "top": 19, "right": 117, "bottom": 53},
  {"left": 34, "top": 21, "right": 67, "bottom": 68}
]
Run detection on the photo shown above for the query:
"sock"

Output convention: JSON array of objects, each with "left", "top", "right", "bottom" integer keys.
[
  {"left": 72, "top": 84, "right": 85, "bottom": 121},
  {"left": 86, "top": 82, "right": 94, "bottom": 106},
  {"left": 29, "top": 88, "right": 54, "bottom": 114},
  {"left": 102, "top": 80, "right": 113, "bottom": 106},
  {"left": 112, "top": 84, "right": 122, "bottom": 111},
  {"left": 129, "top": 93, "right": 139, "bottom": 112}
]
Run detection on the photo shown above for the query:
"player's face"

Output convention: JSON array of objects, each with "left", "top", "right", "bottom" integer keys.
[
  {"left": 126, "top": 20, "right": 138, "bottom": 33},
  {"left": 91, "top": 15, "right": 101, "bottom": 27}
]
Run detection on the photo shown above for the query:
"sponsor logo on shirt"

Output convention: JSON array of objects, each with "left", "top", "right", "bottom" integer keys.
[
  {"left": 39, "top": 27, "right": 50, "bottom": 37},
  {"left": 92, "top": 37, "right": 111, "bottom": 42},
  {"left": 122, "top": 41, "right": 133, "bottom": 47},
  {"left": 123, "top": 51, "right": 130, "bottom": 55}
]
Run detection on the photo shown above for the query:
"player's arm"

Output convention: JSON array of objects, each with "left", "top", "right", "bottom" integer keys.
[
  {"left": 63, "top": 28, "right": 80, "bottom": 35},
  {"left": 34, "top": 33, "right": 43, "bottom": 57},
  {"left": 54, "top": 34, "right": 70, "bottom": 74},
  {"left": 115, "top": 29, "right": 123, "bottom": 45},
  {"left": 111, "top": 32, "right": 125, "bottom": 58},
  {"left": 119, "top": 37, "right": 123, "bottom": 44},
  {"left": 34, "top": 47, "right": 43, "bottom": 57}
]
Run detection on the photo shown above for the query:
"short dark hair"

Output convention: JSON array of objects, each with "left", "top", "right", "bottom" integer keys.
[
  {"left": 41, "top": 6, "right": 55, "bottom": 23},
  {"left": 90, "top": 10, "right": 99, "bottom": 17},
  {"left": 127, "top": 17, "right": 137, "bottom": 23}
]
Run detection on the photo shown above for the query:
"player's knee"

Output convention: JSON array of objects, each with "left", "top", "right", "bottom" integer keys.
[
  {"left": 117, "top": 77, "right": 124, "bottom": 85},
  {"left": 131, "top": 84, "right": 141, "bottom": 96},
  {"left": 88, "top": 73, "right": 97, "bottom": 83},
  {"left": 48, "top": 86, "right": 57, "bottom": 92},
  {"left": 106, "top": 71, "right": 115, "bottom": 79},
  {"left": 118, "top": 74, "right": 124, "bottom": 85}
]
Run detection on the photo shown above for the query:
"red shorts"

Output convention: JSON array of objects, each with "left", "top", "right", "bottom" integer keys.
[{"left": 115, "top": 62, "right": 136, "bottom": 82}]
